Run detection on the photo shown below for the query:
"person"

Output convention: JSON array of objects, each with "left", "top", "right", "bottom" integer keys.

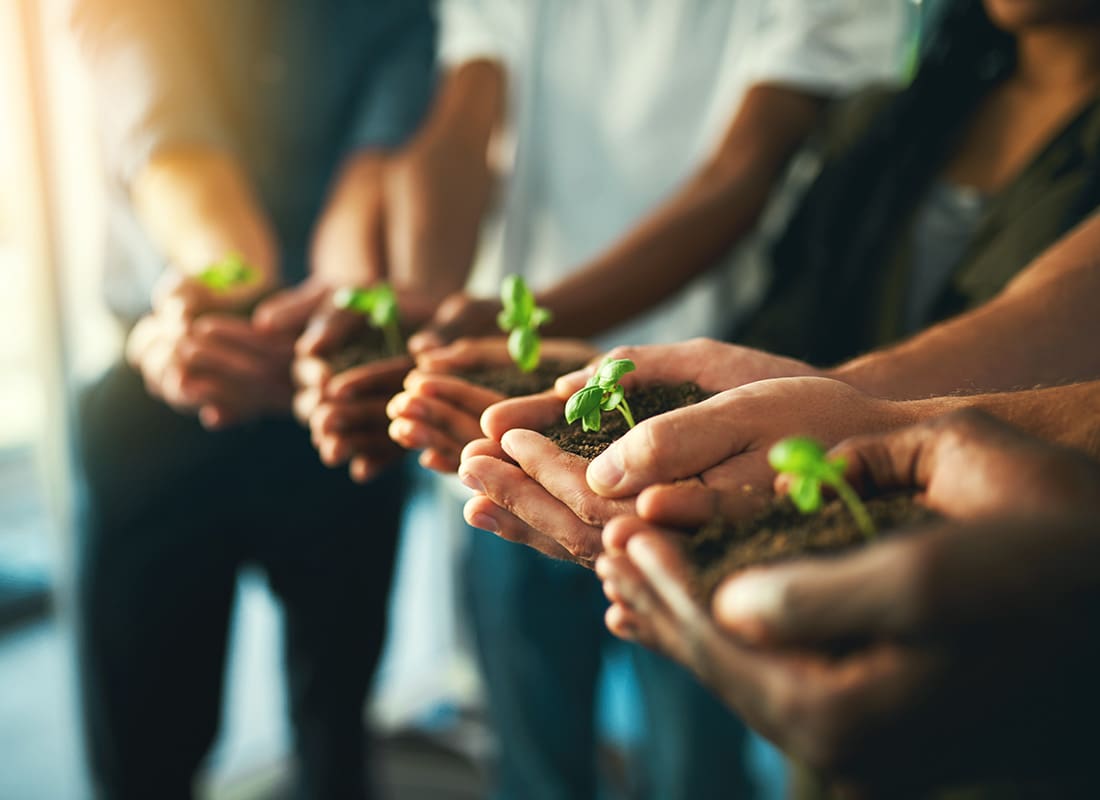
[
  {"left": 455, "top": 0, "right": 1100, "bottom": 564},
  {"left": 298, "top": 2, "right": 908, "bottom": 796},
  {"left": 66, "top": 2, "right": 437, "bottom": 797},
  {"left": 595, "top": 409, "right": 1100, "bottom": 795}
]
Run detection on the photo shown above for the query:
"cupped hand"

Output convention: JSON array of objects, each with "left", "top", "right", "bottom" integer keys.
[
  {"left": 552, "top": 338, "right": 819, "bottom": 398},
  {"left": 389, "top": 337, "right": 598, "bottom": 472},
  {"left": 830, "top": 408, "right": 1100, "bottom": 520},
  {"left": 126, "top": 308, "right": 295, "bottom": 429}
]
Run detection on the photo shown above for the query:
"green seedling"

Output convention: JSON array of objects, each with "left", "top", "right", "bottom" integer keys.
[
  {"left": 564, "top": 357, "right": 636, "bottom": 433},
  {"left": 497, "top": 274, "right": 552, "bottom": 372},
  {"left": 335, "top": 283, "right": 403, "bottom": 356},
  {"left": 767, "top": 436, "right": 875, "bottom": 538},
  {"left": 197, "top": 252, "right": 257, "bottom": 292}
]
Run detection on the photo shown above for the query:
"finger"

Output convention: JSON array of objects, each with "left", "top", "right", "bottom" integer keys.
[
  {"left": 636, "top": 482, "right": 769, "bottom": 528},
  {"left": 480, "top": 391, "right": 565, "bottom": 441},
  {"left": 461, "top": 437, "right": 512, "bottom": 463},
  {"left": 499, "top": 429, "right": 635, "bottom": 526},
  {"left": 309, "top": 398, "right": 391, "bottom": 438},
  {"left": 402, "top": 371, "right": 506, "bottom": 418},
  {"left": 390, "top": 384, "right": 497, "bottom": 441},
  {"left": 463, "top": 494, "right": 577, "bottom": 562},
  {"left": 602, "top": 514, "right": 659, "bottom": 555},
  {"left": 294, "top": 386, "right": 322, "bottom": 426},
  {"left": 459, "top": 454, "right": 603, "bottom": 565},
  {"left": 297, "top": 306, "right": 367, "bottom": 357},
  {"left": 349, "top": 451, "right": 403, "bottom": 484},
  {"left": 192, "top": 315, "right": 295, "bottom": 362},
  {"left": 293, "top": 356, "right": 332, "bottom": 390},
  {"left": 414, "top": 337, "right": 513, "bottom": 373},
  {"left": 252, "top": 281, "right": 328, "bottom": 334},
  {"left": 586, "top": 392, "right": 745, "bottom": 497},
  {"left": 388, "top": 417, "right": 466, "bottom": 458},
  {"left": 710, "top": 534, "right": 930, "bottom": 646},
  {"left": 317, "top": 431, "right": 397, "bottom": 467},
  {"left": 176, "top": 335, "right": 273, "bottom": 383},
  {"left": 418, "top": 448, "right": 462, "bottom": 474},
  {"left": 326, "top": 356, "right": 413, "bottom": 400}
]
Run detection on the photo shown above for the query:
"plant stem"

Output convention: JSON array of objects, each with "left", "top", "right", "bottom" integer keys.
[
  {"left": 618, "top": 398, "right": 636, "bottom": 429},
  {"left": 383, "top": 323, "right": 404, "bottom": 357},
  {"left": 829, "top": 479, "right": 875, "bottom": 538}
]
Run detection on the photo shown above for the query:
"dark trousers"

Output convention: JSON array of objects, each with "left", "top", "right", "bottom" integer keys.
[
  {"left": 73, "top": 363, "right": 404, "bottom": 800},
  {"left": 466, "top": 529, "right": 756, "bottom": 800}
]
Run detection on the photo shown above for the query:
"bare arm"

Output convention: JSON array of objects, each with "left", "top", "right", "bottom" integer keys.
[
  {"left": 832, "top": 211, "right": 1100, "bottom": 398},
  {"left": 538, "top": 83, "right": 827, "bottom": 338}
]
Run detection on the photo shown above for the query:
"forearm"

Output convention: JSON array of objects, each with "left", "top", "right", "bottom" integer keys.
[
  {"left": 539, "top": 83, "right": 827, "bottom": 338},
  {"left": 412, "top": 59, "right": 503, "bottom": 170},
  {"left": 132, "top": 148, "right": 276, "bottom": 279},
  {"left": 903, "top": 383, "right": 1100, "bottom": 460},
  {"left": 831, "top": 212, "right": 1100, "bottom": 400}
]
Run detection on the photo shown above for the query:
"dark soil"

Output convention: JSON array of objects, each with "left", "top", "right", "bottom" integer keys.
[
  {"left": 685, "top": 493, "right": 941, "bottom": 601},
  {"left": 453, "top": 360, "right": 589, "bottom": 398},
  {"left": 542, "top": 383, "right": 709, "bottom": 460},
  {"left": 326, "top": 326, "right": 404, "bottom": 373}
]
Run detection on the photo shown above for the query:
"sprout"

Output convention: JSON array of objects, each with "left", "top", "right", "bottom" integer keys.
[
  {"left": 335, "top": 283, "right": 403, "bottom": 356},
  {"left": 767, "top": 436, "right": 875, "bottom": 538},
  {"left": 197, "top": 252, "right": 257, "bottom": 292},
  {"left": 564, "top": 357, "right": 637, "bottom": 433},
  {"left": 497, "top": 275, "right": 552, "bottom": 372}
]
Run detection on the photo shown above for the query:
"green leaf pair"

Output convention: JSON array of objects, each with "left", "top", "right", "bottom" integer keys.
[
  {"left": 767, "top": 436, "right": 875, "bottom": 538},
  {"left": 197, "top": 252, "right": 257, "bottom": 292},
  {"left": 564, "top": 357, "right": 637, "bottom": 433},
  {"left": 497, "top": 275, "right": 552, "bottom": 372},
  {"left": 335, "top": 283, "right": 404, "bottom": 356}
]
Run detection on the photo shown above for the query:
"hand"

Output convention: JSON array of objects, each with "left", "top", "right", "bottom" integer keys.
[
  {"left": 389, "top": 337, "right": 598, "bottom": 472},
  {"left": 597, "top": 512, "right": 1100, "bottom": 791},
  {"left": 831, "top": 408, "right": 1100, "bottom": 521},
  {"left": 406, "top": 292, "right": 502, "bottom": 354},
  {"left": 459, "top": 377, "right": 913, "bottom": 565},
  {"left": 126, "top": 308, "right": 295, "bottom": 429}
]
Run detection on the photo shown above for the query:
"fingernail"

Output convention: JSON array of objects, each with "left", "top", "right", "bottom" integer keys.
[
  {"left": 587, "top": 448, "right": 624, "bottom": 493},
  {"left": 459, "top": 471, "right": 484, "bottom": 494},
  {"left": 469, "top": 512, "right": 498, "bottom": 534},
  {"left": 712, "top": 573, "right": 783, "bottom": 638}
]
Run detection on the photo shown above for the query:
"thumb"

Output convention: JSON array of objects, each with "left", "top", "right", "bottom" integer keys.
[
  {"left": 253, "top": 280, "right": 328, "bottom": 335},
  {"left": 711, "top": 535, "right": 927, "bottom": 646},
  {"left": 586, "top": 393, "right": 746, "bottom": 497}
]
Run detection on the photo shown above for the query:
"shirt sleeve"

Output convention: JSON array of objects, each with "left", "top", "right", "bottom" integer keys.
[
  {"left": 749, "top": 0, "right": 911, "bottom": 95},
  {"left": 437, "top": 0, "right": 525, "bottom": 69},
  {"left": 344, "top": 10, "right": 439, "bottom": 152},
  {"left": 66, "top": 0, "right": 232, "bottom": 186}
]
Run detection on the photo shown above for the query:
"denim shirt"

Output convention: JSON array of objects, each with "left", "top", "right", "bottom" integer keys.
[{"left": 69, "top": 0, "right": 437, "bottom": 319}]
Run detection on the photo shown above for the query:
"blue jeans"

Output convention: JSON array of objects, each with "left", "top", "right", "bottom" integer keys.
[{"left": 466, "top": 528, "right": 758, "bottom": 799}]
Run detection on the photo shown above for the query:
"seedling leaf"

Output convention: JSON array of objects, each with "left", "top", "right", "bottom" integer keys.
[
  {"left": 498, "top": 275, "right": 552, "bottom": 371},
  {"left": 768, "top": 436, "right": 876, "bottom": 538},
  {"left": 198, "top": 252, "right": 257, "bottom": 293}
]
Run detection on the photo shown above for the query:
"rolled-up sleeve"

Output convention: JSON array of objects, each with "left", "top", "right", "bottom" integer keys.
[
  {"left": 67, "top": 0, "right": 231, "bottom": 185},
  {"left": 437, "top": 0, "right": 523, "bottom": 69},
  {"left": 749, "top": 0, "right": 910, "bottom": 95}
]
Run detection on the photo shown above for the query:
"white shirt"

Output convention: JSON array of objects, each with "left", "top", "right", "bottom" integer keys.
[{"left": 441, "top": 0, "right": 911, "bottom": 348}]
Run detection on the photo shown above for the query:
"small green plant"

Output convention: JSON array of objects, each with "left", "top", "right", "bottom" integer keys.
[
  {"left": 197, "top": 252, "right": 257, "bottom": 292},
  {"left": 497, "top": 275, "right": 552, "bottom": 372},
  {"left": 767, "top": 436, "right": 875, "bottom": 538},
  {"left": 335, "top": 283, "right": 403, "bottom": 356},
  {"left": 564, "top": 357, "right": 637, "bottom": 433}
]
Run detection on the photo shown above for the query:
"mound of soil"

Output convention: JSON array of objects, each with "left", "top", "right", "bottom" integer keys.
[
  {"left": 454, "top": 360, "right": 589, "bottom": 398},
  {"left": 685, "top": 493, "right": 940, "bottom": 601},
  {"left": 326, "top": 326, "right": 404, "bottom": 373},
  {"left": 541, "top": 383, "right": 710, "bottom": 460}
]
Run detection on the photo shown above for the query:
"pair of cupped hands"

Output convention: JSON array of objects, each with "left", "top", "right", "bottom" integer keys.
[{"left": 390, "top": 336, "right": 1100, "bottom": 790}]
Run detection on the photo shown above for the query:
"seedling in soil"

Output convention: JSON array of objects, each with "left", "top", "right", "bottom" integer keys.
[
  {"left": 335, "top": 283, "right": 404, "bottom": 356},
  {"left": 767, "top": 436, "right": 875, "bottom": 538},
  {"left": 497, "top": 275, "right": 552, "bottom": 373},
  {"left": 197, "top": 252, "right": 257, "bottom": 293},
  {"left": 564, "top": 357, "right": 637, "bottom": 433}
]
